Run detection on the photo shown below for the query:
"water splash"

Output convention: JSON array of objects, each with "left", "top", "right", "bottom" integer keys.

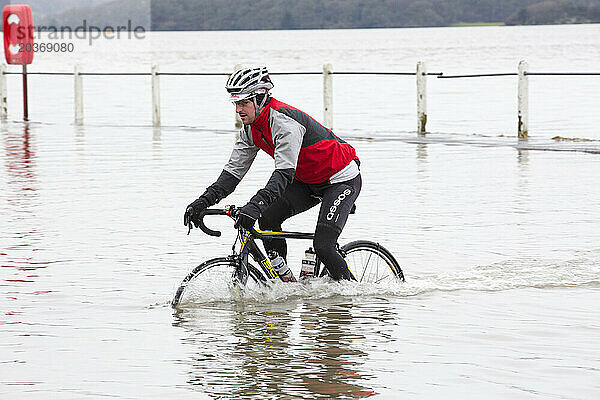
[
  {"left": 172, "top": 250, "right": 600, "bottom": 308},
  {"left": 406, "top": 252, "right": 600, "bottom": 296}
]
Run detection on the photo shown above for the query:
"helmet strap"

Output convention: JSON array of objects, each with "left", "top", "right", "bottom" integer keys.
[{"left": 252, "top": 93, "right": 270, "bottom": 117}]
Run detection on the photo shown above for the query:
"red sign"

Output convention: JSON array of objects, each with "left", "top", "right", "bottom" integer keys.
[{"left": 3, "top": 4, "right": 34, "bottom": 65}]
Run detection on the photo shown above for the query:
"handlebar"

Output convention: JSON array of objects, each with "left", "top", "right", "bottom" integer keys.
[
  {"left": 195, "top": 208, "right": 230, "bottom": 237},
  {"left": 190, "top": 206, "right": 315, "bottom": 240}
]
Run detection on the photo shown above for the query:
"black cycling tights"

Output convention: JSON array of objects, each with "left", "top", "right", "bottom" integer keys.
[
  {"left": 258, "top": 174, "right": 361, "bottom": 281},
  {"left": 313, "top": 223, "right": 356, "bottom": 281}
]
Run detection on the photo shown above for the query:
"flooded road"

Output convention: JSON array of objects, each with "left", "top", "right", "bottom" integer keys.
[{"left": 2, "top": 120, "right": 599, "bottom": 398}]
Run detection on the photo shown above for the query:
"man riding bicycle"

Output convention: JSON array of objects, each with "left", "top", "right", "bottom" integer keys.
[{"left": 184, "top": 66, "right": 361, "bottom": 281}]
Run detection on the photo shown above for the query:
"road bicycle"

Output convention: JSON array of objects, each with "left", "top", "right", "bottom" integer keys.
[{"left": 172, "top": 206, "right": 404, "bottom": 308}]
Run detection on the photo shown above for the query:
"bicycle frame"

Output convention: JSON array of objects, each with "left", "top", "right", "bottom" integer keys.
[
  {"left": 233, "top": 226, "right": 318, "bottom": 283},
  {"left": 195, "top": 207, "right": 328, "bottom": 282}
]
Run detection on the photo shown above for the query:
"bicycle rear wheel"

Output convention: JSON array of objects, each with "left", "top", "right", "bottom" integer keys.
[
  {"left": 172, "top": 257, "right": 267, "bottom": 308},
  {"left": 340, "top": 240, "right": 405, "bottom": 283}
]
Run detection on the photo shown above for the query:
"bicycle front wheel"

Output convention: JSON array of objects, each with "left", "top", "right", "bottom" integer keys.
[
  {"left": 172, "top": 257, "right": 267, "bottom": 309},
  {"left": 340, "top": 240, "right": 405, "bottom": 283}
]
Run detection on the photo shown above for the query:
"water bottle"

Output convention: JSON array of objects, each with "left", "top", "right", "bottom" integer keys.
[
  {"left": 299, "top": 247, "right": 316, "bottom": 280},
  {"left": 268, "top": 250, "right": 297, "bottom": 282}
]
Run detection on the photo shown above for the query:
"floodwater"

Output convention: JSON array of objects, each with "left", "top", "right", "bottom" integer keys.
[{"left": 2, "top": 25, "right": 600, "bottom": 398}]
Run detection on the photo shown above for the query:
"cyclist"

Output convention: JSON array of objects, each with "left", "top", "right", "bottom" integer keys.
[{"left": 184, "top": 66, "right": 361, "bottom": 281}]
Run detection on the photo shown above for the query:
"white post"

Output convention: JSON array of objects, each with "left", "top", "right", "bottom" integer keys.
[
  {"left": 416, "top": 61, "right": 427, "bottom": 134},
  {"left": 0, "top": 64, "right": 7, "bottom": 121},
  {"left": 518, "top": 60, "right": 529, "bottom": 139},
  {"left": 74, "top": 64, "right": 83, "bottom": 126},
  {"left": 152, "top": 64, "right": 161, "bottom": 126},
  {"left": 323, "top": 63, "right": 333, "bottom": 130},
  {"left": 233, "top": 64, "right": 243, "bottom": 130}
]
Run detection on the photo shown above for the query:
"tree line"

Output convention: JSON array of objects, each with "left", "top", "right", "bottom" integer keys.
[
  {"left": 150, "top": 0, "right": 600, "bottom": 30},
  {"left": 150, "top": 0, "right": 536, "bottom": 30},
  {"left": 28, "top": 0, "right": 600, "bottom": 31},
  {"left": 505, "top": 0, "right": 600, "bottom": 25}
]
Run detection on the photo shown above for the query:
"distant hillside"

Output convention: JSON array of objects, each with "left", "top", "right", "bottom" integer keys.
[
  {"left": 506, "top": 0, "right": 600, "bottom": 25},
  {"left": 24, "top": 0, "right": 600, "bottom": 31},
  {"left": 34, "top": 0, "right": 149, "bottom": 29},
  {"left": 0, "top": 0, "right": 113, "bottom": 25},
  {"left": 150, "top": 0, "right": 540, "bottom": 30}
]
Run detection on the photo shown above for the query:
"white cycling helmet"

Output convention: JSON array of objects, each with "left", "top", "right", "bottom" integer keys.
[{"left": 226, "top": 67, "right": 274, "bottom": 105}]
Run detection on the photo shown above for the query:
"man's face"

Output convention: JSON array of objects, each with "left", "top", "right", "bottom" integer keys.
[{"left": 235, "top": 99, "right": 256, "bottom": 125}]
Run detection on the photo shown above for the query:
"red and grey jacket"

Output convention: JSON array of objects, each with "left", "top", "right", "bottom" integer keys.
[{"left": 199, "top": 97, "right": 358, "bottom": 213}]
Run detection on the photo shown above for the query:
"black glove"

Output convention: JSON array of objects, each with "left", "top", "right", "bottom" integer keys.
[
  {"left": 184, "top": 197, "right": 209, "bottom": 227},
  {"left": 234, "top": 202, "right": 261, "bottom": 231}
]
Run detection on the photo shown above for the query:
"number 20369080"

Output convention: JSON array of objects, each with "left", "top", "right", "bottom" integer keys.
[{"left": 19, "top": 43, "right": 74, "bottom": 53}]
